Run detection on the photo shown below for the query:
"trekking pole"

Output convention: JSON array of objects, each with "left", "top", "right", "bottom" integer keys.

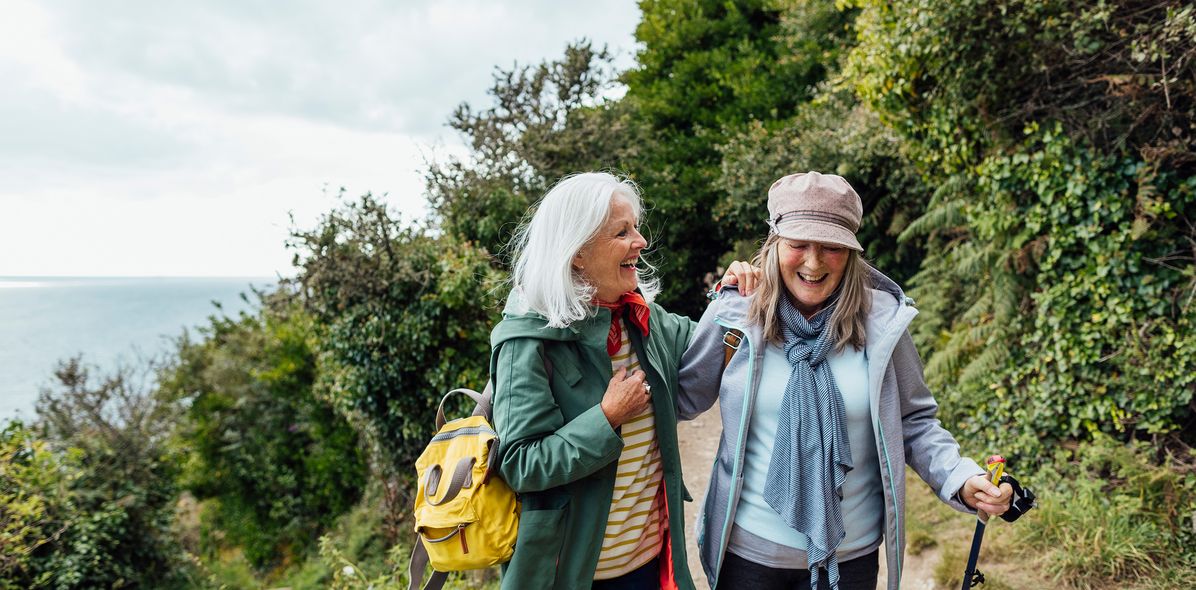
[{"left": 960, "top": 455, "right": 1005, "bottom": 590}]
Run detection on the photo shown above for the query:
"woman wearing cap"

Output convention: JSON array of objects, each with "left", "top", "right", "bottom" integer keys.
[
  {"left": 490, "top": 172, "right": 754, "bottom": 590},
  {"left": 678, "top": 172, "right": 1012, "bottom": 590}
]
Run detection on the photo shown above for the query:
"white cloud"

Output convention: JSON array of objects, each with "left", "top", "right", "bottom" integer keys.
[{"left": 0, "top": 0, "right": 640, "bottom": 277}]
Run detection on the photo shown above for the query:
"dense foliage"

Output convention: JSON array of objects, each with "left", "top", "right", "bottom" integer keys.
[
  {"left": 844, "top": 0, "right": 1196, "bottom": 459},
  {"left": 162, "top": 302, "right": 366, "bottom": 567},
  {"left": 1, "top": 421, "right": 77, "bottom": 588},
  {"left": 2, "top": 361, "right": 192, "bottom": 589},
  {"left": 625, "top": 0, "right": 855, "bottom": 314}
]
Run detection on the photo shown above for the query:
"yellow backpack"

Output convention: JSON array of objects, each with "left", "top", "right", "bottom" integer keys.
[{"left": 407, "top": 387, "right": 519, "bottom": 590}]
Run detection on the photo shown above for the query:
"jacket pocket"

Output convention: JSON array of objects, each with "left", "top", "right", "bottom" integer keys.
[{"left": 502, "top": 493, "right": 569, "bottom": 590}]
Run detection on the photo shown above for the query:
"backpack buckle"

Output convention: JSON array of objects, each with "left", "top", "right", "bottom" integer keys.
[{"left": 723, "top": 330, "right": 742, "bottom": 350}]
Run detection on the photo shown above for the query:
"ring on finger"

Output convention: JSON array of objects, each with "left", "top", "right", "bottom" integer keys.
[{"left": 643, "top": 384, "right": 651, "bottom": 395}]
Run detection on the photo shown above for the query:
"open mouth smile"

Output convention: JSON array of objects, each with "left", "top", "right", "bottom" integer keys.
[{"left": 798, "top": 271, "right": 827, "bottom": 284}]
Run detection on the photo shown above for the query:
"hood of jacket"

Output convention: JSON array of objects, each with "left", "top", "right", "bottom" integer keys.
[{"left": 490, "top": 289, "right": 613, "bottom": 351}]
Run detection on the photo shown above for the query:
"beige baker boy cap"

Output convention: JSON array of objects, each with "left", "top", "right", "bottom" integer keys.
[{"left": 766, "top": 171, "right": 863, "bottom": 251}]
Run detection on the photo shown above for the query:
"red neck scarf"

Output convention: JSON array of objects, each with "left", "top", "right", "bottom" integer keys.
[{"left": 595, "top": 292, "right": 651, "bottom": 356}]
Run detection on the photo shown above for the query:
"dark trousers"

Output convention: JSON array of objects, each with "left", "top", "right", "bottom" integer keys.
[
  {"left": 591, "top": 557, "right": 660, "bottom": 590},
  {"left": 716, "top": 549, "right": 880, "bottom": 590}
]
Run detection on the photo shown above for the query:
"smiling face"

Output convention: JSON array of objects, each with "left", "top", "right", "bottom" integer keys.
[
  {"left": 574, "top": 195, "right": 646, "bottom": 303},
  {"left": 777, "top": 238, "right": 849, "bottom": 317}
]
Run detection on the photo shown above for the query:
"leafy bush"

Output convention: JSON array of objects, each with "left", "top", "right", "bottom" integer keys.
[
  {"left": 844, "top": 0, "right": 1195, "bottom": 172},
  {"left": 843, "top": 0, "right": 1196, "bottom": 459},
  {"left": 0, "top": 421, "right": 78, "bottom": 588},
  {"left": 27, "top": 359, "right": 192, "bottom": 588},
  {"left": 901, "top": 128, "right": 1196, "bottom": 457},
  {"left": 163, "top": 301, "right": 366, "bottom": 567}
]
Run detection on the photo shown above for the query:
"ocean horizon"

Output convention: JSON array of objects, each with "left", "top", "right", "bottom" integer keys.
[{"left": 0, "top": 276, "right": 276, "bottom": 420}]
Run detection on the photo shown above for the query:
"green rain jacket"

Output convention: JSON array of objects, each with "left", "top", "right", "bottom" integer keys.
[{"left": 489, "top": 295, "right": 697, "bottom": 590}]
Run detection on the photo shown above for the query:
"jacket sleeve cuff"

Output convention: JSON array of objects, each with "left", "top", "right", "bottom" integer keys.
[
  {"left": 559, "top": 403, "right": 624, "bottom": 470},
  {"left": 942, "top": 458, "right": 986, "bottom": 513}
]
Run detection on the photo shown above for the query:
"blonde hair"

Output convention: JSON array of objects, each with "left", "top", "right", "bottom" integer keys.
[
  {"left": 508, "top": 172, "right": 660, "bottom": 327},
  {"left": 747, "top": 233, "right": 870, "bottom": 352}
]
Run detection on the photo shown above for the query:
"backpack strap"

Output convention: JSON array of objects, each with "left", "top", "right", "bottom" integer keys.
[
  {"left": 407, "top": 542, "right": 448, "bottom": 590},
  {"left": 470, "top": 381, "right": 495, "bottom": 421}
]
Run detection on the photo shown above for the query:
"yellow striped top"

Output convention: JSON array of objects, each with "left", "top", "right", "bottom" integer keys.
[{"left": 592, "top": 319, "right": 664, "bottom": 580}]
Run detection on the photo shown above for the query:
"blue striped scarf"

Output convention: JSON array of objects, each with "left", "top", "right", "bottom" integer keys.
[{"left": 763, "top": 294, "right": 853, "bottom": 590}]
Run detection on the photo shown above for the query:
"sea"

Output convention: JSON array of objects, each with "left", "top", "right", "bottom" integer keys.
[{"left": 0, "top": 276, "right": 275, "bottom": 420}]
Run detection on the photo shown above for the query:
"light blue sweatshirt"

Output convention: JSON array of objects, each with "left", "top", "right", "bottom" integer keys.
[{"left": 728, "top": 340, "right": 883, "bottom": 568}]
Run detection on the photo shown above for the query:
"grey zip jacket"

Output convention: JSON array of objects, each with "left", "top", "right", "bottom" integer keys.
[{"left": 678, "top": 267, "right": 983, "bottom": 590}]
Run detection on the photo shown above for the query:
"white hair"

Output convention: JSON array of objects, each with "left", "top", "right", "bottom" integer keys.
[{"left": 508, "top": 172, "right": 660, "bottom": 327}]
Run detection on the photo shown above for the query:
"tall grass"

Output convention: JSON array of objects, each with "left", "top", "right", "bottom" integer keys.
[{"left": 1015, "top": 436, "right": 1195, "bottom": 589}]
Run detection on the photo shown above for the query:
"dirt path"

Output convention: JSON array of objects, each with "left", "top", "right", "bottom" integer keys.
[{"left": 676, "top": 402, "right": 939, "bottom": 590}]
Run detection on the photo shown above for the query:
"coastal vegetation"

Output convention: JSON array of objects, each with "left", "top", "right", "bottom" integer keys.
[{"left": 2, "top": 1, "right": 1193, "bottom": 588}]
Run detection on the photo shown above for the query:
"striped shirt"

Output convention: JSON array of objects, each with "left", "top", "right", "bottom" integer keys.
[{"left": 592, "top": 319, "right": 664, "bottom": 580}]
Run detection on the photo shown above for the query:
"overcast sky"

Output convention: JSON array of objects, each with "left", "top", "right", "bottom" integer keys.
[{"left": 0, "top": 0, "right": 641, "bottom": 277}]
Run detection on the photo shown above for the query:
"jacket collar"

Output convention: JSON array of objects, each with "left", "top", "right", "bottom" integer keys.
[{"left": 491, "top": 290, "right": 613, "bottom": 350}]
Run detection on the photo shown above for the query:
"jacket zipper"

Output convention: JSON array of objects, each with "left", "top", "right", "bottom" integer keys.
[
  {"left": 711, "top": 316, "right": 755, "bottom": 589},
  {"left": 870, "top": 304, "right": 918, "bottom": 590},
  {"left": 429, "top": 425, "right": 498, "bottom": 442}
]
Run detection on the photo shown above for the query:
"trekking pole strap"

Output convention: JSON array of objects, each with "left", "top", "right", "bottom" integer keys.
[{"left": 997, "top": 473, "right": 1037, "bottom": 523}]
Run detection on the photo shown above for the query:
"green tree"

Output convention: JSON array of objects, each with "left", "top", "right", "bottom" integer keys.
[
  {"left": 163, "top": 301, "right": 366, "bottom": 567},
  {"left": 625, "top": 0, "right": 854, "bottom": 314},
  {"left": 426, "top": 41, "right": 642, "bottom": 262}
]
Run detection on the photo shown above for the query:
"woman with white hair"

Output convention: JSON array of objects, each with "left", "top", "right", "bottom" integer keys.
[
  {"left": 490, "top": 172, "right": 740, "bottom": 590},
  {"left": 678, "top": 172, "right": 1012, "bottom": 590}
]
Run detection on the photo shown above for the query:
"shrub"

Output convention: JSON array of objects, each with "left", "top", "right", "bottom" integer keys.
[
  {"left": 28, "top": 358, "right": 192, "bottom": 588},
  {"left": 290, "top": 193, "right": 506, "bottom": 537},
  {"left": 0, "top": 421, "right": 78, "bottom": 588},
  {"left": 163, "top": 301, "right": 366, "bottom": 567}
]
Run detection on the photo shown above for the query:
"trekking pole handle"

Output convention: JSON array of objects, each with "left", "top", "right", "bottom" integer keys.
[
  {"left": 979, "top": 455, "right": 1006, "bottom": 523},
  {"left": 985, "top": 455, "right": 1005, "bottom": 484}
]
